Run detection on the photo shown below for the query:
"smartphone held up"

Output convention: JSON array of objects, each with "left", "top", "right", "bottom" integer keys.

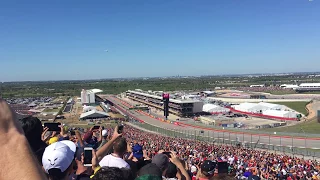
[{"left": 83, "top": 147, "right": 93, "bottom": 167}]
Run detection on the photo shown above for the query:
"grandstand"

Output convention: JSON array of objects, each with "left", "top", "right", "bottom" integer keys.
[
  {"left": 296, "top": 83, "right": 320, "bottom": 92},
  {"left": 126, "top": 90, "right": 204, "bottom": 117}
]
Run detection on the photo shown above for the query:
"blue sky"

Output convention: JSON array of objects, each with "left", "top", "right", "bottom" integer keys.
[{"left": 0, "top": 0, "right": 319, "bottom": 81}]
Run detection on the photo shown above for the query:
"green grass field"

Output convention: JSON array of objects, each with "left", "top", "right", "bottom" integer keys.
[
  {"left": 43, "top": 108, "right": 60, "bottom": 113},
  {"left": 272, "top": 101, "right": 309, "bottom": 115},
  {"left": 263, "top": 119, "right": 320, "bottom": 134}
]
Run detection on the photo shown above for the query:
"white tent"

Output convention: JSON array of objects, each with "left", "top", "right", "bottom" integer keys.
[
  {"left": 203, "top": 104, "right": 230, "bottom": 113},
  {"left": 258, "top": 102, "right": 286, "bottom": 110},
  {"left": 232, "top": 103, "right": 268, "bottom": 113},
  {"left": 80, "top": 110, "right": 110, "bottom": 120},
  {"left": 263, "top": 110, "right": 297, "bottom": 118}
]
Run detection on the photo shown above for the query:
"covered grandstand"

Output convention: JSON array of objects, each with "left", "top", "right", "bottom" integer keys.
[
  {"left": 80, "top": 109, "right": 110, "bottom": 120},
  {"left": 296, "top": 83, "right": 320, "bottom": 92}
]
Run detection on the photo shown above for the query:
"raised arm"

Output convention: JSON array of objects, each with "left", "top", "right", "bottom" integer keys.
[
  {"left": 75, "top": 130, "right": 85, "bottom": 147},
  {"left": 170, "top": 152, "right": 191, "bottom": 180},
  {"left": 96, "top": 126, "right": 122, "bottom": 161},
  {"left": 0, "top": 99, "right": 47, "bottom": 180}
]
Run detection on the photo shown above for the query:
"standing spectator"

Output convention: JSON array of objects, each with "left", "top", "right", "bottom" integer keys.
[
  {"left": 18, "top": 116, "right": 48, "bottom": 165},
  {"left": 99, "top": 137, "right": 130, "bottom": 169},
  {"left": 97, "top": 128, "right": 108, "bottom": 150},
  {"left": 42, "top": 140, "right": 77, "bottom": 180}
]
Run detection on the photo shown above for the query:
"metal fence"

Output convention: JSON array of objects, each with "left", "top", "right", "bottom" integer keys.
[{"left": 129, "top": 120, "right": 320, "bottom": 159}]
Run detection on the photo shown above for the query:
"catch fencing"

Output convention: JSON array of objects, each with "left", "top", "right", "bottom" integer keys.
[{"left": 129, "top": 120, "right": 320, "bottom": 159}]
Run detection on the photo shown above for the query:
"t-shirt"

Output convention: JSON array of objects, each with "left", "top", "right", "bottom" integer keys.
[{"left": 99, "top": 154, "right": 130, "bottom": 169}]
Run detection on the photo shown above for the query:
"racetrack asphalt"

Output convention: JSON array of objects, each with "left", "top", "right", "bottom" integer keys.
[{"left": 106, "top": 96, "right": 320, "bottom": 149}]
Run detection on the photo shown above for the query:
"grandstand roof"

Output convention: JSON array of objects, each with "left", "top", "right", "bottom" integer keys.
[
  {"left": 83, "top": 106, "right": 97, "bottom": 112},
  {"left": 80, "top": 110, "right": 109, "bottom": 119},
  {"left": 299, "top": 83, "right": 320, "bottom": 87},
  {"left": 127, "top": 90, "right": 201, "bottom": 104}
]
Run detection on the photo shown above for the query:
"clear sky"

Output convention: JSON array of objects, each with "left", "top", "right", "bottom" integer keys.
[{"left": 0, "top": 0, "right": 319, "bottom": 81}]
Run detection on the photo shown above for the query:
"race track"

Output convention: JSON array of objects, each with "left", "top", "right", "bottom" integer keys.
[{"left": 106, "top": 96, "right": 320, "bottom": 150}]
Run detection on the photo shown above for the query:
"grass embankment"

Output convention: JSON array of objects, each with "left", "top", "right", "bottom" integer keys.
[
  {"left": 43, "top": 108, "right": 60, "bottom": 113},
  {"left": 272, "top": 101, "right": 309, "bottom": 116},
  {"left": 263, "top": 119, "right": 320, "bottom": 134}
]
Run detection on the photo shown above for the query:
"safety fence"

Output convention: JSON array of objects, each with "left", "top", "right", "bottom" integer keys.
[{"left": 129, "top": 120, "right": 320, "bottom": 159}]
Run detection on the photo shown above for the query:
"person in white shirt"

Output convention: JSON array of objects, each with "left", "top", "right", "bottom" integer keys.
[{"left": 99, "top": 137, "right": 130, "bottom": 169}]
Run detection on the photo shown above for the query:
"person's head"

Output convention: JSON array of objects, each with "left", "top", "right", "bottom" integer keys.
[
  {"left": 18, "top": 116, "right": 43, "bottom": 148},
  {"left": 201, "top": 160, "right": 216, "bottom": 178},
  {"left": 113, "top": 137, "right": 127, "bottom": 156},
  {"left": 42, "top": 141, "right": 77, "bottom": 180},
  {"left": 91, "top": 167, "right": 124, "bottom": 180},
  {"left": 152, "top": 154, "right": 169, "bottom": 174},
  {"left": 133, "top": 144, "right": 143, "bottom": 160},
  {"left": 101, "top": 129, "right": 108, "bottom": 139},
  {"left": 165, "top": 162, "right": 178, "bottom": 178},
  {"left": 136, "top": 163, "right": 162, "bottom": 180}
]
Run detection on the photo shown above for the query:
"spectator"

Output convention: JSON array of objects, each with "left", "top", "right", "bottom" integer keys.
[
  {"left": 42, "top": 140, "right": 77, "bottom": 180},
  {"left": 136, "top": 163, "right": 162, "bottom": 180},
  {"left": 164, "top": 162, "right": 178, "bottom": 180},
  {"left": 97, "top": 128, "right": 109, "bottom": 150},
  {"left": 152, "top": 153, "right": 169, "bottom": 176},
  {"left": 99, "top": 137, "right": 130, "bottom": 169},
  {"left": 18, "top": 116, "right": 48, "bottom": 165},
  {"left": 197, "top": 160, "right": 216, "bottom": 180},
  {"left": 91, "top": 167, "right": 124, "bottom": 180}
]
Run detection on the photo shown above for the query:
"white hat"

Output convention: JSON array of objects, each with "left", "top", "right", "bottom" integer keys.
[
  {"left": 102, "top": 129, "right": 108, "bottom": 137},
  {"left": 191, "top": 165, "right": 197, "bottom": 173},
  {"left": 42, "top": 141, "right": 76, "bottom": 173}
]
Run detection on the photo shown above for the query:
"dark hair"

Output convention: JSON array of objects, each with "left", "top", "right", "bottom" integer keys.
[
  {"left": 91, "top": 167, "right": 124, "bottom": 180},
  {"left": 121, "top": 168, "right": 135, "bottom": 180},
  {"left": 47, "top": 160, "right": 74, "bottom": 180},
  {"left": 165, "top": 162, "right": 178, "bottom": 178},
  {"left": 113, "top": 137, "right": 127, "bottom": 155},
  {"left": 19, "top": 116, "right": 43, "bottom": 149}
]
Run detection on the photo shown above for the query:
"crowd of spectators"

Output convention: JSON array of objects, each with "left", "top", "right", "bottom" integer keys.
[{"left": 0, "top": 99, "right": 320, "bottom": 180}]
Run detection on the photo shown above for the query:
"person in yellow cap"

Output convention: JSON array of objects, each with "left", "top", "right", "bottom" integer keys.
[{"left": 48, "top": 136, "right": 59, "bottom": 145}]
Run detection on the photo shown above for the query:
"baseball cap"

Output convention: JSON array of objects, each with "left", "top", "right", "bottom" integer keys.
[
  {"left": 133, "top": 144, "right": 143, "bottom": 159},
  {"left": 42, "top": 141, "right": 76, "bottom": 173},
  {"left": 101, "top": 129, "right": 108, "bottom": 137},
  {"left": 191, "top": 165, "right": 197, "bottom": 173},
  {"left": 152, "top": 154, "right": 169, "bottom": 171},
  {"left": 201, "top": 160, "right": 216, "bottom": 176}
]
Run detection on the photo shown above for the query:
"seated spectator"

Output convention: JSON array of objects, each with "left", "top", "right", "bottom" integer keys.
[
  {"left": 18, "top": 116, "right": 48, "bottom": 165},
  {"left": 42, "top": 140, "right": 77, "bottom": 180}
]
